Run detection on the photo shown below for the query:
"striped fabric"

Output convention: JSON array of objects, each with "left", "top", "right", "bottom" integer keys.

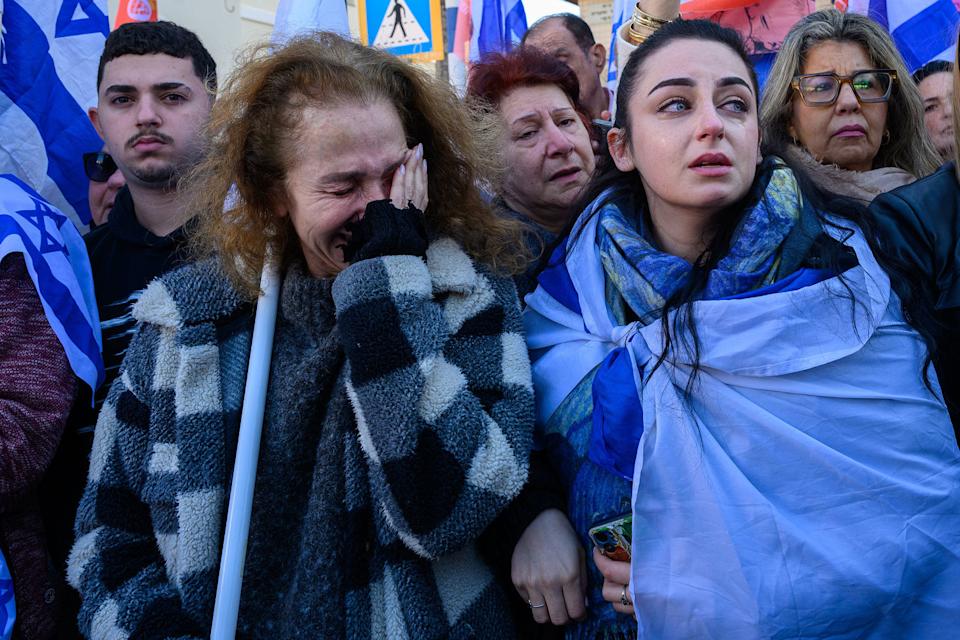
[{"left": 0, "top": 0, "right": 108, "bottom": 229}]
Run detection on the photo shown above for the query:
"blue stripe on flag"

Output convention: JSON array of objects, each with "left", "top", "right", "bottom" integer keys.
[
  {"left": 447, "top": 7, "right": 458, "bottom": 52},
  {"left": 607, "top": 15, "right": 623, "bottom": 83},
  {"left": 607, "top": 0, "right": 626, "bottom": 83},
  {"left": 868, "top": 0, "right": 889, "bottom": 29},
  {"left": 1, "top": 174, "right": 104, "bottom": 391},
  {"left": 505, "top": 0, "right": 527, "bottom": 42},
  {"left": 1, "top": 1, "right": 102, "bottom": 226},
  {"left": 478, "top": 0, "right": 506, "bottom": 57},
  {"left": 890, "top": 0, "right": 960, "bottom": 72}
]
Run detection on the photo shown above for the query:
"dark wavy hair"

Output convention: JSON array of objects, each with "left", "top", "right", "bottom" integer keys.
[{"left": 563, "top": 19, "right": 940, "bottom": 392}]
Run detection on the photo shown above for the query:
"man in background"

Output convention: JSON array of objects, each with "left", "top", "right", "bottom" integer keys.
[
  {"left": 522, "top": 14, "right": 613, "bottom": 121},
  {"left": 83, "top": 149, "right": 126, "bottom": 226},
  {"left": 42, "top": 20, "right": 217, "bottom": 635}
]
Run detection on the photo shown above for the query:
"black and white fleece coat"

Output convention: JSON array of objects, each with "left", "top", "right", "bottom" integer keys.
[{"left": 66, "top": 237, "right": 534, "bottom": 639}]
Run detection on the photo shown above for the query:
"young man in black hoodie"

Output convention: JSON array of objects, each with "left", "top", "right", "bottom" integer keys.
[{"left": 42, "top": 21, "right": 216, "bottom": 635}]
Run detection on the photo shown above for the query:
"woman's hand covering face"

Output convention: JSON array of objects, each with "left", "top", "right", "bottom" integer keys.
[
  {"left": 342, "top": 143, "right": 430, "bottom": 263},
  {"left": 280, "top": 101, "right": 424, "bottom": 278},
  {"left": 389, "top": 142, "right": 428, "bottom": 212}
]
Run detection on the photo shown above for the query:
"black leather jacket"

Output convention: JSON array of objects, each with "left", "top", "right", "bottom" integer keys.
[{"left": 871, "top": 162, "right": 960, "bottom": 437}]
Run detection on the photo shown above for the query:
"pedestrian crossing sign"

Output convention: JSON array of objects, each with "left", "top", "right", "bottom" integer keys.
[{"left": 358, "top": 0, "right": 444, "bottom": 62}]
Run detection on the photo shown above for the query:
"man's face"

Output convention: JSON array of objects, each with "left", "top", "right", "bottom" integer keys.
[
  {"left": 91, "top": 53, "right": 212, "bottom": 190},
  {"left": 524, "top": 20, "right": 604, "bottom": 113}
]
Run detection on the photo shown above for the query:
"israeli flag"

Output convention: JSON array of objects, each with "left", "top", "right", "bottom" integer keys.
[
  {"left": 607, "top": 0, "right": 628, "bottom": 84},
  {"left": 0, "top": 174, "right": 103, "bottom": 394},
  {"left": 0, "top": 0, "right": 109, "bottom": 231},
  {"left": 470, "top": 0, "right": 527, "bottom": 61},
  {"left": 854, "top": 0, "right": 959, "bottom": 72}
]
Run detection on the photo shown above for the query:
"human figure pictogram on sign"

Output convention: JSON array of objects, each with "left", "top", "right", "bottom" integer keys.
[
  {"left": 373, "top": 0, "right": 429, "bottom": 48},
  {"left": 388, "top": 0, "right": 407, "bottom": 38}
]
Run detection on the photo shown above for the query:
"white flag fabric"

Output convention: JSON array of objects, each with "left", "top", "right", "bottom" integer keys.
[
  {"left": 848, "top": 0, "right": 959, "bottom": 73},
  {"left": 273, "top": 0, "right": 351, "bottom": 43},
  {"left": 0, "top": 0, "right": 109, "bottom": 231}
]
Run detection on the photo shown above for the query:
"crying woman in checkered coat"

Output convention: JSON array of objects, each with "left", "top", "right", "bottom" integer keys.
[{"left": 67, "top": 32, "right": 535, "bottom": 640}]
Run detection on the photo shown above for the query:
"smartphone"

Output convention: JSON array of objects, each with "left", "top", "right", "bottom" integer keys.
[{"left": 588, "top": 513, "right": 632, "bottom": 562}]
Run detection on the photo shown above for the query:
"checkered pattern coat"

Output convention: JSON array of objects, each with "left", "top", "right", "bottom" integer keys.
[{"left": 67, "top": 238, "right": 534, "bottom": 639}]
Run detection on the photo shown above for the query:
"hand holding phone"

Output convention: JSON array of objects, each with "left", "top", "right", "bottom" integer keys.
[{"left": 588, "top": 513, "right": 632, "bottom": 562}]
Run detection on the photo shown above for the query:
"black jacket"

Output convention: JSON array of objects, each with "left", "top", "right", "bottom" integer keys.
[{"left": 871, "top": 163, "right": 960, "bottom": 437}]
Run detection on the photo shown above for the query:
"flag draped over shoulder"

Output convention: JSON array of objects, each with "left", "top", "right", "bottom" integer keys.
[
  {"left": 272, "top": 0, "right": 350, "bottom": 43},
  {"left": 0, "top": 174, "right": 103, "bottom": 394},
  {"left": 848, "top": 0, "right": 959, "bottom": 72},
  {"left": 467, "top": 0, "right": 527, "bottom": 61},
  {"left": 0, "top": 0, "right": 108, "bottom": 231}
]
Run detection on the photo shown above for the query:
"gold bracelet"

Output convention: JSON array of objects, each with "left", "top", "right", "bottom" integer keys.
[
  {"left": 626, "top": 4, "right": 679, "bottom": 44},
  {"left": 632, "top": 5, "right": 677, "bottom": 26},
  {"left": 626, "top": 25, "right": 654, "bottom": 45}
]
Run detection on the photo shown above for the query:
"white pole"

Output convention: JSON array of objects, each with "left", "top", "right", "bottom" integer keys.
[{"left": 210, "top": 261, "right": 281, "bottom": 639}]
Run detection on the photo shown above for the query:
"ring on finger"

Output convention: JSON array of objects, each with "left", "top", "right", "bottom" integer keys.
[
  {"left": 619, "top": 585, "right": 631, "bottom": 607},
  {"left": 528, "top": 599, "right": 546, "bottom": 609}
]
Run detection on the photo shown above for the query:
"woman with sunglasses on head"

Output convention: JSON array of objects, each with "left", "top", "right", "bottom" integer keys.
[
  {"left": 761, "top": 9, "right": 940, "bottom": 203},
  {"left": 83, "top": 150, "right": 126, "bottom": 227},
  {"left": 524, "top": 15, "right": 960, "bottom": 639}
]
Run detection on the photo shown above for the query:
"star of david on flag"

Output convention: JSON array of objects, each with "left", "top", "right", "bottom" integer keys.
[
  {"left": 0, "top": 0, "right": 109, "bottom": 231},
  {"left": 0, "top": 174, "right": 104, "bottom": 394}
]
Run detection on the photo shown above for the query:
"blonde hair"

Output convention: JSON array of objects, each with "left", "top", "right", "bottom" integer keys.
[
  {"left": 760, "top": 9, "right": 940, "bottom": 178},
  {"left": 188, "top": 32, "right": 525, "bottom": 299}
]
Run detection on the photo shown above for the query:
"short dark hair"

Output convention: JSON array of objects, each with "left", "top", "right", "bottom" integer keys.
[
  {"left": 522, "top": 13, "right": 596, "bottom": 52},
  {"left": 97, "top": 21, "right": 217, "bottom": 92},
  {"left": 913, "top": 59, "right": 953, "bottom": 85}
]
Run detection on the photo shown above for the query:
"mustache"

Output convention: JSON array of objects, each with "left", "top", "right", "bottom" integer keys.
[{"left": 126, "top": 129, "right": 174, "bottom": 148}]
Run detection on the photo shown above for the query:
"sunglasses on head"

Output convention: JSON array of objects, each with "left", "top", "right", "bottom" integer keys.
[{"left": 83, "top": 151, "right": 118, "bottom": 182}]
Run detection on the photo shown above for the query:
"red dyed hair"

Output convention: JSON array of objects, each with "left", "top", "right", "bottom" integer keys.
[{"left": 467, "top": 47, "right": 586, "bottom": 116}]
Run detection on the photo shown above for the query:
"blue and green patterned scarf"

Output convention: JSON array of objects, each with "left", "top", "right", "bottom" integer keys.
[{"left": 596, "top": 156, "right": 815, "bottom": 325}]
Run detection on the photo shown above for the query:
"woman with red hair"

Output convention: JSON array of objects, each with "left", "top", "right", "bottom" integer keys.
[{"left": 469, "top": 47, "right": 596, "bottom": 297}]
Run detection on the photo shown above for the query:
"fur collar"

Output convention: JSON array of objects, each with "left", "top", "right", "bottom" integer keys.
[{"left": 134, "top": 237, "right": 482, "bottom": 329}]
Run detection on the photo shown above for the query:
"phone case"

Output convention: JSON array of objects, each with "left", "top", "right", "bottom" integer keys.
[{"left": 588, "top": 513, "right": 633, "bottom": 562}]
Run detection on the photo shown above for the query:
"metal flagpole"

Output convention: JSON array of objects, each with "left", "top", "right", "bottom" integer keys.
[{"left": 210, "top": 260, "right": 281, "bottom": 639}]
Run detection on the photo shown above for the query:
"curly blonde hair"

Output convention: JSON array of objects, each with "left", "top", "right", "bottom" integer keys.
[
  {"left": 760, "top": 9, "right": 940, "bottom": 178},
  {"left": 188, "top": 32, "right": 526, "bottom": 299}
]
